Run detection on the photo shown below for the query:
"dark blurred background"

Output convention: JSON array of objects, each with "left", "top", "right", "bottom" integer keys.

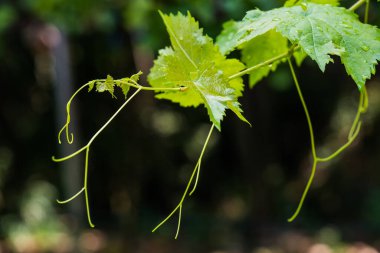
[{"left": 0, "top": 0, "right": 380, "bottom": 252}]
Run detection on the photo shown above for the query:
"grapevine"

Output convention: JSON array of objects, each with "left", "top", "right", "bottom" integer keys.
[{"left": 53, "top": 0, "right": 379, "bottom": 238}]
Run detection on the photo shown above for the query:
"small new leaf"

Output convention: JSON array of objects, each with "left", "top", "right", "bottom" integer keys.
[
  {"left": 96, "top": 75, "right": 115, "bottom": 97},
  {"left": 118, "top": 71, "right": 142, "bottom": 98},
  {"left": 87, "top": 72, "right": 144, "bottom": 99},
  {"left": 218, "top": 3, "right": 380, "bottom": 89},
  {"left": 148, "top": 11, "right": 248, "bottom": 130},
  {"left": 130, "top": 70, "right": 143, "bottom": 83},
  {"left": 88, "top": 80, "right": 96, "bottom": 92},
  {"left": 118, "top": 80, "right": 131, "bottom": 98}
]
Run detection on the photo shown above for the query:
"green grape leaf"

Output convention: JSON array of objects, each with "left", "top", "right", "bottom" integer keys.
[
  {"left": 217, "top": 20, "right": 241, "bottom": 55},
  {"left": 218, "top": 3, "right": 380, "bottom": 89},
  {"left": 148, "top": 11, "right": 249, "bottom": 130},
  {"left": 96, "top": 75, "right": 115, "bottom": 97},
  {"left": 241, "top": 30, "right": 288, "bottom": 87}
]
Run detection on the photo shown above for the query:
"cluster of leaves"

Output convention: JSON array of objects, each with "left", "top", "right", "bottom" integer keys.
[
  {"left": 217, "top": 1, "right": 380, "bottom": 89},
  {"left": 88, "top": 71, "right": 143, "bottom": 99},
  {"left": 145, "top": 0, "right": 379, "bottom": 230},
  {"left": 53, "top": 0, "right": 380, "bottom": 238}
]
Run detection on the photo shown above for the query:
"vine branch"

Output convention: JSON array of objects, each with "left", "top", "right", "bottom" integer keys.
[
  {"left": 349, "top": 0, "right": 368, "bottom": 11},
  {"left": 152, "top": 124, "right": 215, "bottom": 239},
  {"left": 228, "top": 45, "right": 298, "bottom": 80},
  {"left": 286, "top": 58, "right": 366, "bottom": 222}
]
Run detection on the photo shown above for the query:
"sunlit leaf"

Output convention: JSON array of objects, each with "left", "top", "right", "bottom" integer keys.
[
  {"left": 148, "top": 11, "right": 249, "bottom": 130},
  {"left": 218, "top": 3, "right": 380, "bottom": 89}
]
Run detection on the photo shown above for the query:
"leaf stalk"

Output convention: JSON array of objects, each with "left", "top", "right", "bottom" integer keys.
[{"left": 349, "top": 0, "right": 367, "bottom": 11}]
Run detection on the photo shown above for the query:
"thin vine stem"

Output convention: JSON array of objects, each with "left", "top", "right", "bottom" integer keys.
[
  {"left": 349, "top": 87, "right": 367, "bottom": 139},
  {"left": 317, "top": 122, "right": 362, "bottom": 162},
  {"left": 152, "top": 124, "right": 215, "bottom": 239},
  {"left": 53, "top": 88, "right": 143, "bottom": 162},
  {"left": 53, "top": 87, "right": 142, "bottom": 227},
  {"left": 114, "top": 79, "right": 188, "bottom": 92},
  {"left": 57, "top": 79, "right": 187, "bottom": 145},
  {"left": 287, "top": 57, "right": 365, "bottom": 222},
  {"left": 189, "top": 160, "right": 201, "bottom": 196},
  {"left": 349, "top": 0, "right": 367, "bottom": 11},
  {"left": 229, "top": 46, "right": 296, "bottom": 80},
  {"left": 287, "top": 58, "right": 317, "bottom": 157},
  {"left": 58, "top": 82, "right": 90, "bottom": 144},
  {"left": 288, "top": 160, "right": 317, "bottom": 222},
  {"left": 84, "top": 147, "right": 94, "bottom": 227},
  {"left": 287, "top": 58, "right": 318, "bottom": 222},
  {"left": 57, "top": 187, "right": 85, "bottom": 204}
]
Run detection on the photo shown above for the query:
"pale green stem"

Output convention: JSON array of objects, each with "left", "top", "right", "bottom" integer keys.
[
  {"left": 228, "top": 44, "right": 298, "bottom": 80},
  {"left": 287, "top": 57, "right": 366, "bottom": 222},
  {"left": 151, "top": 205, "right": 180, "bottom": 233},
  {"left": 53, "top": 88, "right": 142, "bottom": 227},
  {"left": 176, "top": 205, "right": 183, "bottom": 239},
  {"left": 57, "top": 187, "right": 85, "bottom": 204},
  {"left": 348, "top": 88, "right": 367, "bottom": 139},
  {"left": 151, "top": 162, "right": 198, "bottom": 237},
  {"left": 189, "top": 161, "right": 201, "bottom": 196},
  {"left": 288, "top": 160, "right": 317, "bottom": 222},
  {"left": 57, "top": 81, "right": 186, "bottom": 146},
  {"left": 319, "top": 87, "right": 367, "bottom": 162},
  {"left": 190, "top": 125, "right": 215, "bottom": 195},
  {"left": 58, "top": 82, "right": 90, "bottom": 144},
  {"left": 53, "top": 88, "right": 143, "bottom": 162},
  {"left": 364, "top": 0, "right": 370, "bottom": 23},
  {"left": 152, "top": 124, "right": 215, "bottom": 238},
  {"left": 86, "top": 88, "right": 142, "bottom": 146},
  {"left": 114, "top": 79, "right": 188, "bottom": 92},
  {"left": 317, "top": 122, "right": 361, "bottom": 162},
  {"left": 84, "top": 147, "right": 94, "bottom": 227},
  {"left": 349, "top": 0, "right": 367, "bottom": 11},
  {"left": 361, "top": 87, "right": 368, "bottom": 113},
  {"left": 287, "top": 57, "right": 318, "bottom": 222},
  {"left": 52, "top": 146, "right": 87, "bottom": 162},
  {"left": 287, "top": 58, "right": 317, "bottom": 158},
  {"left": 228, "top": 50, "right": 290, "bottom": 80}
]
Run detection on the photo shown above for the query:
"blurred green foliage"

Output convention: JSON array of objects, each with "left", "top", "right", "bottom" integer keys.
[
  {"left": 2, "top": 181, "right": 72, "bottom": 252},
  {"left": 21, "top": 0, "right": 119, "bottom": 32},
  {"left": 0, "top": 0, "right": 380, "bottom": 252},
  {"left": 0, "top": 4, "right": 16, "bottom": 32}
]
